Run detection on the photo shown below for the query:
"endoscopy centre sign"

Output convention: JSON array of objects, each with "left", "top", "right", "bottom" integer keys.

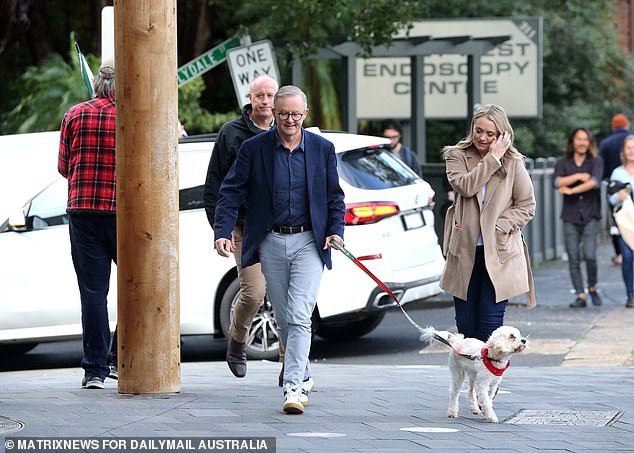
[{"left": 357, "top": 17, "right": 543, "bottom": 119}]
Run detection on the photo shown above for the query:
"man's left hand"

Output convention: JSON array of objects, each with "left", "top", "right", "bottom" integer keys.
[{"left": 324, "top": 234, "right": 344, "bottom": 250}]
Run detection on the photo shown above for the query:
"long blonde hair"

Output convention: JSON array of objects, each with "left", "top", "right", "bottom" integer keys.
[
  {"left": 442, "top": 104, "right": 524, "bottom": 160},
  {"left": 620, "top": 134, "right": 634, "bottom": 165}
]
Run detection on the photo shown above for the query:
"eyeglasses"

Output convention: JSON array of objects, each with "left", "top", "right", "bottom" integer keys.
[
  {"left": 276, "top": 111, "right": 305, "bottom": 121},
  {"left": 384, "top": 134, "right": 401, "bottom": 141}
]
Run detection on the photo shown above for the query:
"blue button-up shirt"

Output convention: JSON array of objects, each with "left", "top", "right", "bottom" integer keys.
[{"left": 272, "top": 130, "right": 311, "bottom": 228}]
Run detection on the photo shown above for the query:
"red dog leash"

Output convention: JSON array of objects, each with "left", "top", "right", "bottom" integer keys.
[{"left": 331, "top": 239, "right": 478, "bottom": 361}]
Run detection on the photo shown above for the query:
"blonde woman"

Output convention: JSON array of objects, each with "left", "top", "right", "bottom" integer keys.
[
  {"left": 554, "top": 128, "right": 604, "bottom": 308},
  {"left": 608, "top": 134, "right": 634, "bottom": 308},
  {"left": 441, "top": 104, "right": 536, "bottom": 342}
]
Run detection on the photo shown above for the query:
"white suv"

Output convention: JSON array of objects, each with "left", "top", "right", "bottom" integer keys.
[{"left": 0, "top": 129, "right": 445, "bottom": 360}]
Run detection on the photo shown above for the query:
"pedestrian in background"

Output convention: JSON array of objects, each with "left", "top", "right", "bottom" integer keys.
[
  {"left": 607, "top": 134, "right": 634, "bottom": 308},
  {"left": 554, "top": 127, "right": 604, "bottom": 308},
  {"left": 178, "top": 121, "right": 188, "bottom": 139},
  {"left": 600, "top": 113, "right": 631, "bottom": 265},
  {"left": 441, "top": 104, "right": 536, "bottom": 343},
  {"left": 204, "top": 75, "right": 281, "bottom": 379},
  {"left": 381, "top": 119, "right": 422, "bottom": 177},
  {"left": 58, "top": 64, "right": 118, "bottom": 389},
  {"left": 214, "top": 86, "right": 345, "bottom": 414}
]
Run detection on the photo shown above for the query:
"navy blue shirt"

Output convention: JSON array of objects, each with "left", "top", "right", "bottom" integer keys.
[{"left": 272, "top": 130, "right": 311, "bottom": 228}]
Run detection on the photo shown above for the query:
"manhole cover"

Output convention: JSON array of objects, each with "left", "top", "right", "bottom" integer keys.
[
  {"left": 0, "top": 415, "right": 25, "bottom": 434},
  {"left": 506, "top": 410, "right": 622, "bottom": 426}
]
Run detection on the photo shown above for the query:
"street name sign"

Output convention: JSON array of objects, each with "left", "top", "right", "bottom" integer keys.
[{"left": 178, "top": 37, "right": 241, "bottom": 87}]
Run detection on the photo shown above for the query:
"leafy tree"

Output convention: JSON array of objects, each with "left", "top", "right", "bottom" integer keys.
[
  {"left": 235, "top": 0, "right": 424, "bottom": 59},
  {"left": 0, "top": 42, "right": 238, "bottom": 135},
  {"left": 0, "top": 36, "right": 98, "bottom": 134},
  {"left": 178, "top": 78, "right": 238, "bottom": 135}
]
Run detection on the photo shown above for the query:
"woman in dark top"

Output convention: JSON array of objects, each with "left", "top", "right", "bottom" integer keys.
[{"left": 553, "top": 128, "right": 604, "bottom": 308}]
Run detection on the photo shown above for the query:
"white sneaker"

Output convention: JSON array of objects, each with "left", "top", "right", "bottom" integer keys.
[
  {"left": 301, "top": 377, "right": 314, "bottom": 395},
  {"left": 298, "top": 391, "right": 309, "bottom": 406},
  {"left": 283, "top": 384, "right": 304, "bottom": 414}
]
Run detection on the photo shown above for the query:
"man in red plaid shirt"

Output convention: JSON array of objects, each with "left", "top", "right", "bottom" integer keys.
[{"left": 59, "top": 65, "right": 117, "bottom": 390}]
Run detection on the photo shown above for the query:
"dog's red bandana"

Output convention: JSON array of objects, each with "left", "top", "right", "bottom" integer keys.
[{"left": 481, "top": 347, "right": 510, "bottom": 376}]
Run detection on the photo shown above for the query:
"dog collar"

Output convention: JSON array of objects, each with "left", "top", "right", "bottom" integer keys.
[{"left": 481, "top": 347, "right": 510, "bottom": 376}]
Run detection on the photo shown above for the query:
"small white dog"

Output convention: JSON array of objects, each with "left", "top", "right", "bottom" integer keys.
[{"left": 421, "top": 326, "right": 528, "bottom": 423}]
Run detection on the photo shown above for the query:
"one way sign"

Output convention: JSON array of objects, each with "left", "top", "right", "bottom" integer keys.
[{"left": 227, "top": 40, "right": 280, "bottom": 108}]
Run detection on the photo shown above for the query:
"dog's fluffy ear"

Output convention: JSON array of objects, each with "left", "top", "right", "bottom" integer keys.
[
  {"left": 486, "top": 330, "right": 502, "bottom": 357},
  {"left": 487, "top": 326, "right": 524, "bottom": 358},
  {"left": 486, "top": 328, "right": 513, "bottom": 358}
]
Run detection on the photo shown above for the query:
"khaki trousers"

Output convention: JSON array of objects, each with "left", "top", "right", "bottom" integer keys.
[{"left": 231, "top": 226, "right": 266, "bottom": 343}]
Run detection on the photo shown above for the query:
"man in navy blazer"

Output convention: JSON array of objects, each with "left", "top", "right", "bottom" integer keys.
[{"left": 214, "top": 85, "right": 345, "bottom": 414}]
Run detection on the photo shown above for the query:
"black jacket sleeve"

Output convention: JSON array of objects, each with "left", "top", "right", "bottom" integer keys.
[{"left": 204, "top": 127, "right": 233, "bottom": 228}]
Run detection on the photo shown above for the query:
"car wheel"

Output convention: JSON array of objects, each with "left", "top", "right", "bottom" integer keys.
[
  {"left": 0, "top": 343, "right": 38, "bottom": 355},
  {"left": 219, "top": 279, "right": 280, "bottom": 361},
  {"left": 316, "top": 312, "right": 386, "bottom": 341}
]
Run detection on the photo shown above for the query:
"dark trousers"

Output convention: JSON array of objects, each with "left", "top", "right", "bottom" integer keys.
[
  {"left": 563, "top": 219, "right": 599, "bottom": 294},
  {"left": 618, "top": 236, "right": 634, "bottom": 296},
  {"left": 454, "top": 246, "right": 508, "bottom": 342},
  {"left": 69, "top": 213, "right": 117, "bottom": 379}
]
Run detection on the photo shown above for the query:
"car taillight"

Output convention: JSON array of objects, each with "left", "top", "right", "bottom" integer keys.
[{"left": 344, "top": 202, "right": 400, "bottom": 225}]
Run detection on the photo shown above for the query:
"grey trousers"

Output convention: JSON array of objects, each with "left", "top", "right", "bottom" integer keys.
[
  {"left": 563, "top": 219, "right": 599, "bottom": 294},
  {"left": 258, "top": 231, "right": 323, "bottom": 388}
]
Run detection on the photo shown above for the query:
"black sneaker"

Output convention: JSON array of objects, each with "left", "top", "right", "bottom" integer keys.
[
  {"left": 81, "top": 376, "right": 104, "bottom": 389},
  {"left": 589, "top": 290, "right": 602, "bottom": 306},
  {"left": 109, "top": 365, "right": 118, "bottom": 380},
  {"left": 569, "top": 297, "right": 587, "bottom": 308},
  {"left": 626, "top": 296, "right": 634, "bottom": 308}
]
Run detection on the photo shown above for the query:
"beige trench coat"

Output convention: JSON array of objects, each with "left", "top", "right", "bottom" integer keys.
[{"left": 440, "top": 147, "right": 537, "bottom": 308}]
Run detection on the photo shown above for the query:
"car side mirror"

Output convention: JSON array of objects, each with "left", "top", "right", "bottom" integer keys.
[{"left": 8, "top": 211, "right": 27, "bottom": 232}]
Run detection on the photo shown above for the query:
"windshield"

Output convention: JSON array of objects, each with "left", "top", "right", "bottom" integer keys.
[
  {"left": 337, "top": 146, "right": 421, "bottom": 190},
  {"left": 0, "top": 178, "right": 68, "bottom": 233}
]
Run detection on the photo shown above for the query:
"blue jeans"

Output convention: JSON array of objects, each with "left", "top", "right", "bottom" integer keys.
[
  {"left": 618, "top": 235, "right": 634, "bottom": 297},
  {"left": 258, "top": 231, "right": 323, "bottom": 388},
  {"left": 69, "top": 214, "right": 117, "bottom": 379},
  {"left": 563, "top": 220, "right": 599, "bottom": 294},
  {"left": 454, "top": 246, "right": 507, "bottom": 342}
]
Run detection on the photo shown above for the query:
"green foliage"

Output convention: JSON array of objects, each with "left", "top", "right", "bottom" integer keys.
[
  {"left": 178, "top": 78, "right": 238, "bottom": 134},
  {"left": 0, "top": 38, "right": 98, "bottom": 134},
  {"left": 304, "top": 60, "right": 342, "bottom": 130},
  {"left": 235, "top": 0, "right": 425, "bottom": 59},
  {"left": 0, "top": 35, "right": 236, "bottom": 135}
]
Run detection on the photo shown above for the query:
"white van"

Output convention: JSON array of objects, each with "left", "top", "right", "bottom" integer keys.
[{"left": 0, "top": 130, "right": 445, "bottom": 360}]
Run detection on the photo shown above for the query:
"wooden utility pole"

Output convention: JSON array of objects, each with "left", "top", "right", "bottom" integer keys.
[{"left": 114, "top": 0, "right": 180, "bottom": 394}]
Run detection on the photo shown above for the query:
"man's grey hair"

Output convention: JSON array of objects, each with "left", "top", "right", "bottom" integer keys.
[
  {"left": 274, "top": 85, "right": 307, "bottom": 108},
  {"left": 248, "top": 74, "right": 278, "bottom": 93},
  {"left": 93, "top": 65, "right": 115, "bottom": 99}
]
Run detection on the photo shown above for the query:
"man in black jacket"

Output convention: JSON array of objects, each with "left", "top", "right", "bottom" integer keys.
[
  {"left": 600, "top": 113, "right": 631, "bottom": 265},
  {"left": 204, "top": 75, "right": 278, "bottom": 378}
]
